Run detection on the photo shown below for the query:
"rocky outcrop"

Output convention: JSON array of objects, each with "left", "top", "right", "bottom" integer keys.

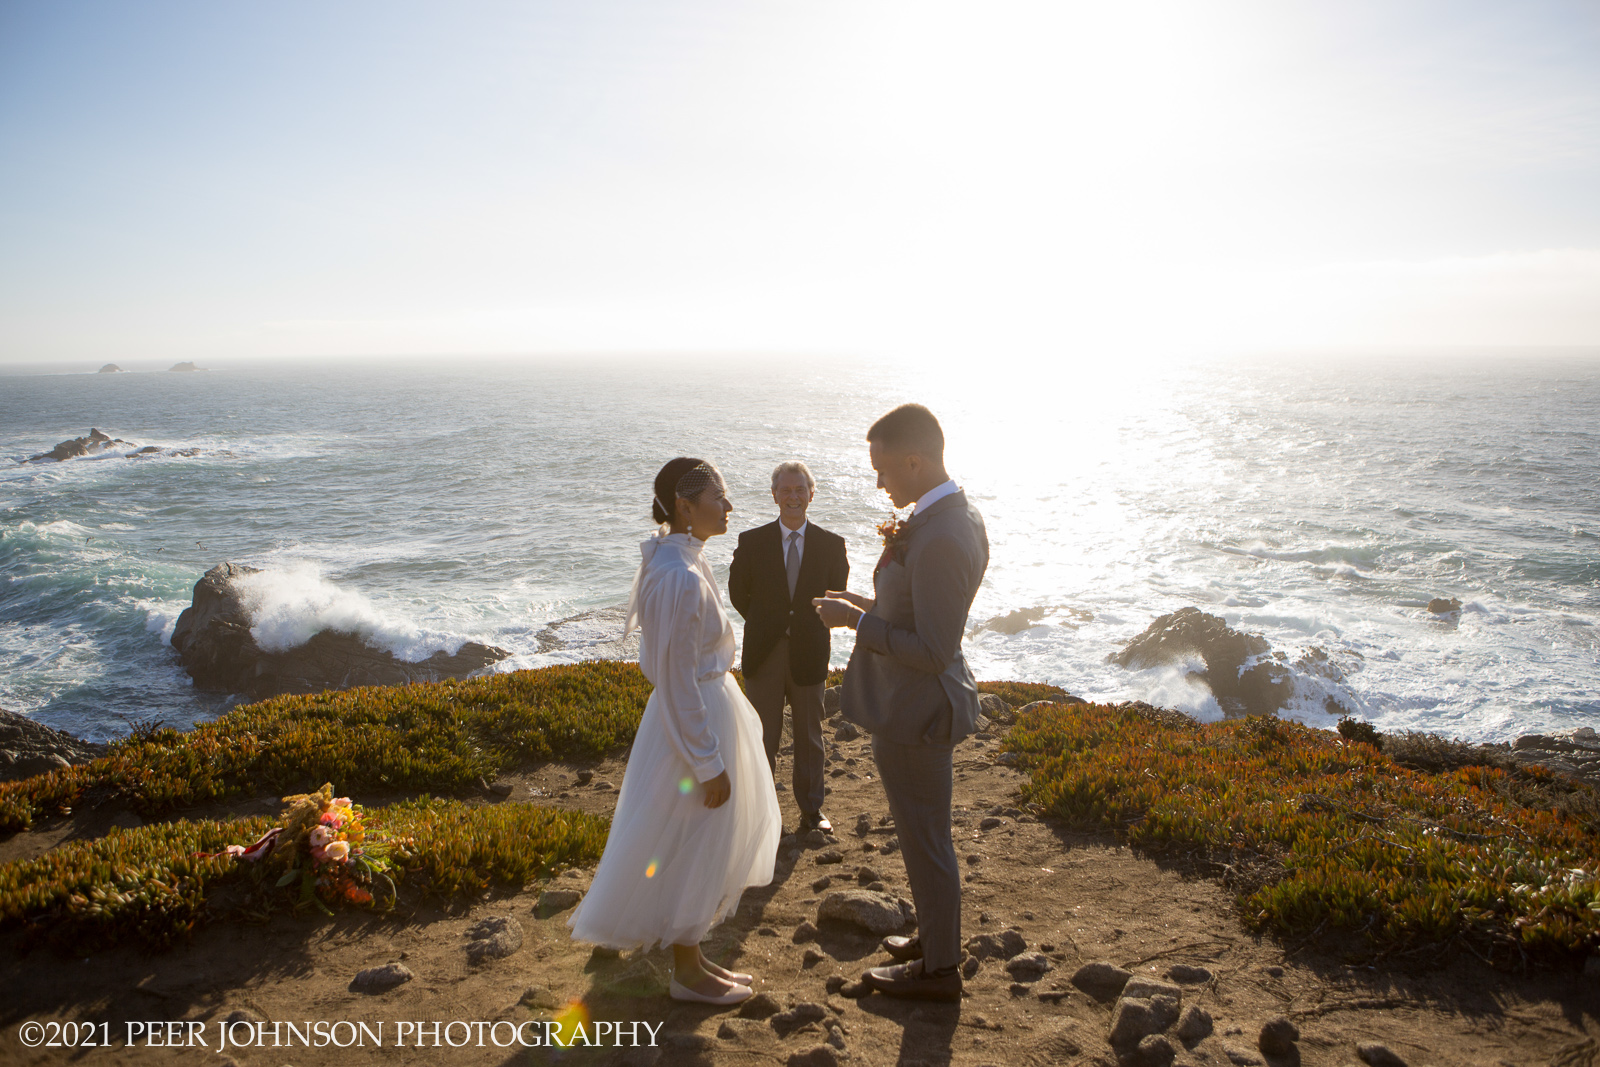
[
  {"left": 0, "top": 709, "right": 108, "bottom": 782},
  {"left": 97, "top": 364, "right": 122, "bottom": 373},
  {"left": 21, "top": 429, "right": 207, "bottom": 464},
  {"left": 1109, "top": 607, "right": 1358, "bottom": 718},
  {"left": 26, "top": 428, "right": 131, "bottom": 462},
  {"left": 1510, "top": 728, "right": 1600, "bottom": 786},
  {"left": 168, "top": 362, "right": 204, "bottom": 372},
  {"left": 1109, "top": 608, "right": 1292, "bottom": 717},
  {"left": 170, "top": 563, "right": 508, "bottom": 699}
]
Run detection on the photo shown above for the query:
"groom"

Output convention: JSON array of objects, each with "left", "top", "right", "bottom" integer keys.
[{"left": 814, "top": 403, "right": 988, "bottom": 1001}]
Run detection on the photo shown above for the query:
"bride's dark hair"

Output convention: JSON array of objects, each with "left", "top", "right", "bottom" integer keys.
[{"left": 652, "top": 457, "right": 710, "bottom": 525}]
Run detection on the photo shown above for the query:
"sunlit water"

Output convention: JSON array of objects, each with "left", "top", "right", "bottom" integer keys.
[{"left": 2, "top": 353, "right": 1596, "bottom": 744}]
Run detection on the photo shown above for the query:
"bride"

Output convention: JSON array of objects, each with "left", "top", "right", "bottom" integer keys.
[{"left": 568, "top": 457, "right": 781, "bottom": 1005}]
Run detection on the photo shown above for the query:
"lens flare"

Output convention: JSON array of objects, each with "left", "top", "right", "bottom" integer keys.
[
  {"left": 678, "top": 776, "right": 694, "bottom": 795},
  {"left": 645, "top": 860, "right": 658, "bottom": 879},
  {"left": 553, "top": 998, "right": 590, "bottom": 1047}
]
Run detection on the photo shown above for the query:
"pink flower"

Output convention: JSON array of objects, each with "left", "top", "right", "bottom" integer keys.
[
  {"left": 308, "top": 825, "right": 333, "bottom": 849},
  {"left": 332, "top": 797, "right": 352, "bottom": 808}
]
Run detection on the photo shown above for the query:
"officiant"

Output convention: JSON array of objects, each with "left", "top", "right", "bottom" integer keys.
[{"left": 728, "top": 461, "right": 850, "bottom": 834}]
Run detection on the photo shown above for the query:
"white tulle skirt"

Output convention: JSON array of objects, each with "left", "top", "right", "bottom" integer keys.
[{"left": 568, "top": 673, "right": 780, "bottom": 949}]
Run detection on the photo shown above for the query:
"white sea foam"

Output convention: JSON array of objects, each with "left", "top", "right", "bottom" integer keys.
[{"left": 234, "top": 565, "right": 472, "bottom": 661}]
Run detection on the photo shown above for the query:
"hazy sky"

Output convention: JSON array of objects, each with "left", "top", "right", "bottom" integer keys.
[{"left": 2, "top": 0, "right": 1597, "bottom": 364}]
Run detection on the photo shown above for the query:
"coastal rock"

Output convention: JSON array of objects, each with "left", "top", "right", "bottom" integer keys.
[
  {"left": 1506, "top": 729, "right": 1600, "bottom": 786},
  {"left": 170, "top": 563, "right": 508, "bottom": 698},
  {"left": 1122, "top": 976, "right": 1182, "bottom": 1002},
  {"left": 1166, "top": 963, "right": 1213, "bottom": 983},
  {"left": 1108, "top": 997, "right": 1160, "bottom": 1045},
  {"left": 27, "top": 428, "right": 132, "bottom": 463},
  {"left": 1427, "top": 596, "right": 1462, "bottom": 614},
  {"left": 824, "top": 686, "right": 841, "bottom": 715},
  {"left": 536, "top": 889, "right": 583, "bottom": 916},
  {"left": 978, "top": 692, "right": 1013, "bottom": 724},
  {"left": 0, "top": 708, "right": 108, "bottom": 782},
  {"left": 965, "top": 929, "right": 1027, "bottom": 960},
  {"left": 1137, "top": 1034, "right": 1177, "bottom": 1067},
  {"left": 1258, "top": 1016, "right": 1299, "bottom": 1056},
  {"left": 1071, "top": 960, "right": 1132, "bottom": 999},
  {"left": 1176, "top": 1005, "right": 1213, "bottom": 1041},
  {"left": 817, "top": 889, "right": 916, "bottom": 934},
  {"left": 1109, "top": 607, "right": 1294, "bottom": 718},
  {"left": 1004, "top": 953, "right": 1052, "bottom": 982},
  {"left": 349, "top": 963, "right": 413, "bottom": 993},
  {"left": 465, "top": 916, "right": 523, "bottom": 963},
  {"left": 1357, "top": 1043, "right": 1409, "bottom": 1067},
  {"left": 169, "top": 361, "right": 204, "bottom": 372},
  {"left": 98, "top": 363, "right": 123, "bottom": 373}
]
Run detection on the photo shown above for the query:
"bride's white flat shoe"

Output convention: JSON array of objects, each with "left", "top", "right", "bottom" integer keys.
[
  {"left": 709, "top": 969, "right": 754, "bottom": 984},
  {"left": 669, "top": 977, "right": 754, "bottom": 1005}
]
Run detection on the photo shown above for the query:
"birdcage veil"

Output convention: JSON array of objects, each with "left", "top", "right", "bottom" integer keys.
[{"left": 652, "top": 461, "right": 727, "bottom": 523}]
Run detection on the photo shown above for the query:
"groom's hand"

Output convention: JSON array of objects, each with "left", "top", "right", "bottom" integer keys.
[{"left": 813, "top": 592, "right": 867, "bottom": 629}]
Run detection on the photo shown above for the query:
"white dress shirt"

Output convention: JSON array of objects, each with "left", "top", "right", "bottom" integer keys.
[
  {"left": 911, "top": 479, "right": 960, "bottom": 515},
  {"left": 779, "top": 519, "right": 808, "bottom": 564}
]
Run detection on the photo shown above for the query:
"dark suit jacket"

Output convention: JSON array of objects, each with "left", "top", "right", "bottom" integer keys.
[
  {"left": 728, "top": 520, "right": 849, "bottom": 686},
  {"left": 841, "top": 490, "right": 988, "bottom": 745}
]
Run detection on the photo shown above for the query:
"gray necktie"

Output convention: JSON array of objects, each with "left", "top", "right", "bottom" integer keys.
[{"left": 786, "top": 530, "right": 801, "bottom": 599}]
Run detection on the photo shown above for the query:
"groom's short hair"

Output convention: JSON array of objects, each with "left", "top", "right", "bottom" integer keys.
[{"left": 868, "top": 404, "right": 944, "bottom": 460}]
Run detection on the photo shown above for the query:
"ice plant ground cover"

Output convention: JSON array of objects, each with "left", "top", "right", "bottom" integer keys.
[
  {"left": 0, "top": 661, "right": 658, "bottom": 832},
  {"left": 0, "top": 664, "right": 1064, "bottom": 833},
  {"left": 0, "top": 795, "right": 608, "bottom": 955},
  {"left": 1003, "top": 701, "right": 1600, "bottom": 965},
  {"left": 1, "top": 662, "right": 1593, "bottom": 963}
]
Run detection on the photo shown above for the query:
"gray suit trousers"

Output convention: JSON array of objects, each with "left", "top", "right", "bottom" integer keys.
[
  {"left": 745, "top": 637, "right": 826, "bottom": 814},
  {"left": 871, "top": 735, "right": 960, "bottom": 972}
]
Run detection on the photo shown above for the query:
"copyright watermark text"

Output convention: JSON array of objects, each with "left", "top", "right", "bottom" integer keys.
[{"left": 15, "top": 1018, "right": 663, "bottom": 1050}]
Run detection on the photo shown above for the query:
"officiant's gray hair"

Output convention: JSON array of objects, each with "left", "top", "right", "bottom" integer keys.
[{"left": 770, "top": 461, "right": 815, "bottom": 493}]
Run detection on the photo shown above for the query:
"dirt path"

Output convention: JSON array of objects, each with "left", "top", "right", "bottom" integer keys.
[{"left": 2, "top": 726, "right": 1597, "bottom": 1067}]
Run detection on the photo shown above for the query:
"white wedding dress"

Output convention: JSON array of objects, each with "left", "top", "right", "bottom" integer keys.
[{"left": 568, "top": 532, "right": 780, "bottom": 950}]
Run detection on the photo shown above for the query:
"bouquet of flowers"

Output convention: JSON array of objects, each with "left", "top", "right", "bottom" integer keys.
[{"left": 270, "top": 783, "right": 394, "bottom": 914}]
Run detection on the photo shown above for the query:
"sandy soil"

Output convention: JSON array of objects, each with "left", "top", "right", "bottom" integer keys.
[{"left": 2, "top": 726, "right": 1598, "bottom": 1067}]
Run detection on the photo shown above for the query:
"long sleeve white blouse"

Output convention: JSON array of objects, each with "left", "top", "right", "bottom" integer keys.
[{"left": 624, "top": 532, "right": 734, "bottom": 782}]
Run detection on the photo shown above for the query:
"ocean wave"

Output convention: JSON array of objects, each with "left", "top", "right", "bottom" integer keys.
[{"left": 233, "top": 565, "right": 476, "bottom": 662}]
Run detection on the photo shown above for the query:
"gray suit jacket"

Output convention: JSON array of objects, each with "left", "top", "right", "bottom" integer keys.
[{"left": 841, "top": 489, "right": 989, "bottom": 745}]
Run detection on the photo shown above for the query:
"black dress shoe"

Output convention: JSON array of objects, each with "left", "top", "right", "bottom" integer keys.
[
  {"left": 881, "top": 934, "right": 923, "bottom": 962},
  {"left": 798, "top": 811, "right": 833, "bottom": 834},
  {"left": 860, "top": 960, "right": 961, "bottom": 1002}
]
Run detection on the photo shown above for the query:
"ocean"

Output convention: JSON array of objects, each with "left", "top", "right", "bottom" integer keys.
[{"left": 2, "top": 352, "right": 1596, "bottom": 745}]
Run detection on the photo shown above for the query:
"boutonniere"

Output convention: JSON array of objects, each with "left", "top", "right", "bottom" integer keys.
[{"left": 875, "top": 515, "right": 911, "bottom": 574}]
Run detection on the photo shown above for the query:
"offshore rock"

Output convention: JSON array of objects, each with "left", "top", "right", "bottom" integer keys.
[
  {"left": 26, "top": 428, "right": 131, "bottom": 463},
  {"left": 0, "top": 708, "right": 109, "bottom": 782},
  {"left": 1109, "top": 607, "right": 1293, "bottom": 718},
  {"left": 98, "top": 363, "right": 123, "bottom": 373},
  {"left": 169, "top": 361, "right": 204, "bottom": 372},
  {"left": 170, "top": 563, "right": 507, "bottom": 698}
]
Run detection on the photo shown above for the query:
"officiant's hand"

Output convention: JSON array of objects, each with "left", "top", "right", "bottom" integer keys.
[
  {"left": 813, "top": 591, "right": 872, "bottom": 629},
  {"left": 702, "top": 771, "right": 730, "bottom": 809}
]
